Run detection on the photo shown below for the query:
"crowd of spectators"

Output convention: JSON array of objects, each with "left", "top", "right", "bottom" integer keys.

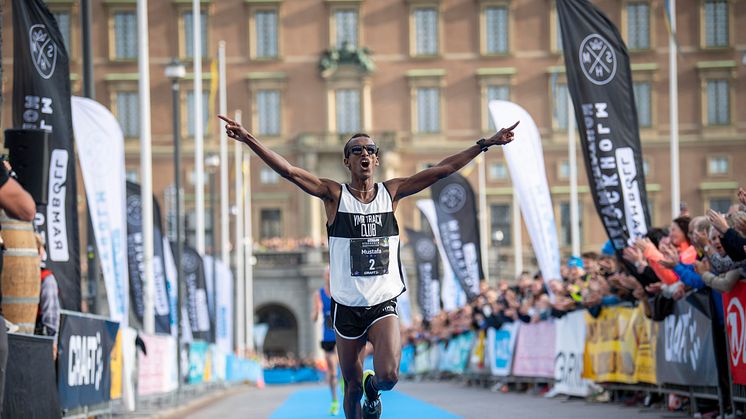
[{"left": 400, "top": 186, "right": 746, "bottom": 414}]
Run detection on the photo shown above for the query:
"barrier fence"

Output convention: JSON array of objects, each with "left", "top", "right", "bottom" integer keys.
[{"left": 398, "top": 292, "right": 742, "bottom": 414}]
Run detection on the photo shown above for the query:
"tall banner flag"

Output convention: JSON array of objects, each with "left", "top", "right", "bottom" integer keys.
[
  {"left": 204, "top": 256, "right": 233, "bottom": 353},
  {"left": 430, "top": 173, "right": 483, "bottom": 301},
  {"left": 12, "top": 0, "right": 81, "bottom": 309},
  {"left": 406, "top": 227, "right": 441, "bottom": 322},
  {"left": 182, "top": 245, "right": 212, "bottom": 342},
  {"left": 557, "top": 0, "right": 650, "bottom": 250},
  {"left": 488, "top": 101, "right": 561, "bottom": 286},
  {"left": 71, "top": 97, "right": 129, "bottom": 326},
  {"left": 126, "top": 182, "right": 171, "bottom": 333},
  {"left": 417, "top": 199, "right": 465, "bottom": 310},
  {"left": 722, "top": 282, "right": 746, "bottom": 384}
]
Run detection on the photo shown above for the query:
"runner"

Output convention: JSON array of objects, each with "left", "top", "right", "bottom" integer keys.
[
  {"left": 313, "top": 266, "right": 341, "bottom": 415},
  {"left": 219, "top": 114, "right": 518, "bottom": 419}
]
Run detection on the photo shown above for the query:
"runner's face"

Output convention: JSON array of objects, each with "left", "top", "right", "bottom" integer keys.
[{"left": 344, "top": 137, "right": 378, "bottom": 179}]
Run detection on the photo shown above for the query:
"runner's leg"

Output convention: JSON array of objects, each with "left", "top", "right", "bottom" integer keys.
[
  {"left": 366, "top": 316, "right": 401, "bottom": 393},
  {"left": 336, "top": 335, "right": 367, "bottom": 418},
  {"left": 326, "top": 349, "right": 339, "bottom": 402}
]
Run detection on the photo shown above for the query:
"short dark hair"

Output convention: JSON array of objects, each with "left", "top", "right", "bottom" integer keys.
[{"left": 343, "top": 132, "right": 374, "bottom": 158}]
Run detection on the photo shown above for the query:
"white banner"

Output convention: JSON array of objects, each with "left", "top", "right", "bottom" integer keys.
[
  {"left": 137, "top": 333, "right": 178, "bottom": 396},
  {"left": 416, "top": 199, "right": 466, "bottom": 310},
  {"left": 398, "top": 265, "right": 413, "bottom": 328},
  {"left": 486, "top": 322, "right": 519, "bottom": 377},
  {"left": 71, "top": 96, "right": 128, "bottom": 326},
  {"left": 550, "top": 310, "right": 590, "bottom": 397},
  {"left": 489, "top": 101, "right": 562, "bottom": 288},
  {"left": 204, "top": 256, "right": 233, "bottom": 354}
]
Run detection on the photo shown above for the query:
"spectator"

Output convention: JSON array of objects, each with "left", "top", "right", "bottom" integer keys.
[{"left": 34, "top": 233, "right": 60, "bottom": 337}]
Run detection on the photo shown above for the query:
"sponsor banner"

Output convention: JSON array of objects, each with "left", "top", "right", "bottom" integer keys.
[
  {"left": 584, "top": 307, "right": 636, "bottom": 383},
  {"left": 126, "top": 181, "right": 171, "bottom": 333},
  {"left": 443, "top": 331, "right": 475, "bottom": 374},
  {"left": 187, "top": 341, "right": 210, "bottom": 384},
  {"left": 71, "top": 97, "right": 129, "bottom": 326},
  {"left": 137, "top": 334, "right": 178, "bottom": 396},
  {"left": 552, "top": 310, "right": 590, "bottom": 397},
  {"left": 430, "top": 174, "right": 484, "bottom": 301},
  {"left": 57, "top": 311, "right": 119, "bottom": 409},
  {"left": 406, "top": 228, "right": 441, "bottom": 322},
  {"left": 513, "top": 321, "right": 555, "bottom": 378},
  {"left": 557, "top": 0, "right": 650, "bottom": 250},
  {"left": 12, "top": 0, "right": 81, "bottom": 310},
  {"left": 3, "top": 334, "right": 60, "bottom": 418},
  {"left": 211, "top": 345, "right": 227, "bottom": 382},
  {"left": 398, "top": 266, "right": 413, "bottom": 328},
  {"left": 486, "top": 322, "right": 519, "bottom": 377},
  {"left": 488, "top": 101, "right": 562, "bottom": 288},
  {"left": 417, "top": 199, "right": 465, "bottom": 310},
  {"left": 468, "top": 329, "right": 487, "bottom": 374},
  {"left": 655, "top": 292, "right": 718, "bottom": 386},
  {"left": 109, "top": 329, "right": 123, "bottom": 400},
  {"left": 163, "top": 238, "right": 179, "bottom": 337},
  {"left": 400, "top": 345, "right": 416, "bottom": 375},
  {"left": 724, "top": 281, "right": 746, "bottom": 384},
  {"left": 182, "top": 246, "right": 212, "bottom": 342},
  {"left": 204, "top": 257, "right": 233, "bottom": 353},
  {"left": 414, "top": 342, "right": 433, "bottom": 375},
  {"left": 633, "top": 304, "right": 658, "bottom": 384},
  {"left": 226, "top": 355, "right": 263, "bottom": 383}
]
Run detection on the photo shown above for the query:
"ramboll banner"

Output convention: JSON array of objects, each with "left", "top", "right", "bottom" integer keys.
[{"left": 405, "top": 228, "right": 441, "bottom": 322}]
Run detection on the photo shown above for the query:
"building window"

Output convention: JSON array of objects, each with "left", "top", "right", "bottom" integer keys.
[
  {"left": 186, "top": 90, "right": 210, "bottom": 137},
  {"left": 706, "top": 79, "right": 730, "bottom": 125},
  {"left": 484, "top": 6, "right": 509, "bottom": 54},
  {"left": 115, "top": 92, "right": 139, "bottom": 138},
  {"left": 552, "top": 6, "right": 563, "bottom": 53},
  {"left": 416, "top": 87, "right": 440, "bottom": 133},
  {"left": 183, "top": 10, "right": 208, "bottom": 58},
  {"left": 414, "top": 8, "right": 438, "bottom": 56},
  {"left": 256, "top": 89, "right": 281, "bottom": 136},
  {"left": 487, "top": 84, "right": 510, "bottom": 130},
  {"left": 335, "top": 89, "right": 361, "bottom": 134},
  {"left": 643, "top": 159, "right": 651, "bottom": 177},
  {"left": 260, "top": 208, "right": 282, "bottom": 239},
  {"left": 552, "top": 81, "right": 569, "bottom": 130},
  {"left": 260, "top": 167, "right": 279, "bottom": 184},
  {"left": 633, "top": 81, "right": 652, "bottom": 128},
  {"left": 490, "top": 204, "right": 511, "bottom": 246},
  {"left": 626, "top": 2, "right": 650, "bottom": 50},
  {"left": 558, "top": 160, "right": 570, "bottom": 180},
  {"left": 708, "top": 156, "right": 729, "bottom": 176},
  {"left": 709, "top": 198, "right": 732, "bottom": 214},
  {"left": 334, "top": 9, "right": 358, "bottom": 49},
  {"left": 255, "top": 10, "right": 278, "bottom": 59},
  {"left": 704, "top": 0, "right": 729, "bottom": 47},
  {"left": 113, "top": 11, "right": 137, "bottom": 59},
  {"left": 52, "top": 11, "right": 72, "bottom": 54},
  {"left": 489, "top": 162, "right": 508, "bottom": 180},
  {"left": 560, "top": 201, "right": 583, "bottom": 247}
]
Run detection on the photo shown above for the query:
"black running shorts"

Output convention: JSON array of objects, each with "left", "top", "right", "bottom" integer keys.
[{"left": 331, "top": 298, "right": 398, "bottom": 340}]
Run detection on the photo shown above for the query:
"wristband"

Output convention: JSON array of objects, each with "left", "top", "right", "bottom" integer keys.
[{"left": 476, "top": 138, "right": 489, "bottom": 152}]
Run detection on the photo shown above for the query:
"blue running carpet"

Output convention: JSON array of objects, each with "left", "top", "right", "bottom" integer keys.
[{"left": 269, "top": 387, "right": 462, "bottom": 419}]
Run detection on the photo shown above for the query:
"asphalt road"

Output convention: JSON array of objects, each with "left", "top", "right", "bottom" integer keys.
[{"left": 179, "top": 380, "right": 691, "bottom": 419}]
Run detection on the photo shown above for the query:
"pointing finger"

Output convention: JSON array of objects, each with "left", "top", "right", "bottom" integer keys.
[
  {"left": 506, "top": 120, "right": 520, "bottom": 131},
  {"left": 218, "top": 115, "right": 236, "bottom": 125}
]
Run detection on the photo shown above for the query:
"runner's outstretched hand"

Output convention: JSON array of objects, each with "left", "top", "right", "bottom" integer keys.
[
  {"left": 218, "top": 114, "right": 255, "bottom": 144},
  {"left": 486, "top": 121, "right": 519, "bottom": 146}
]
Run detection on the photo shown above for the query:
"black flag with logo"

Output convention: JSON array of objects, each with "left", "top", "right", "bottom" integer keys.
[
  {"left": 12, "top": 0, "right": 81, "bottom": 309},
  {"left": 125, "top": 182, "right": 171, "bottom": 334},
  {"left": 557, "top": 0, "right": 650, "bottom": 251},
  {"left": 181, "top": 244, "right": 212, "bottom": 342},
  {"left": 430, "top": 173, "right": 483, "bottom": 301},
  {"left": 406, "top": 228, "right": 441, "bottom": 322}
]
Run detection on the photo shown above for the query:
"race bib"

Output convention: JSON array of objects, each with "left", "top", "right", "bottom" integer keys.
[{"left": 350, "top": 237, "right": 390, "bottom": 277}]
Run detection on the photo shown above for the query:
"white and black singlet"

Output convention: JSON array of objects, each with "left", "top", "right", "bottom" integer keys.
[{"left": 327, "top": 183, "right": 406, "bottom": 308}]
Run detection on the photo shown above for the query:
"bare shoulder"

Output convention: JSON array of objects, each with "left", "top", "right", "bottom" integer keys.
[
  {"left": 320, "top": 178, "right": 343, "bottom": 202},
  {"left": 383, "top": 178, "right": 405, "bottom": 201}
]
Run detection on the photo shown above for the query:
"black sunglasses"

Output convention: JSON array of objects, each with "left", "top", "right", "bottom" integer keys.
[{"left": 348, "top": 144, "right": 378, "bottom": 156}]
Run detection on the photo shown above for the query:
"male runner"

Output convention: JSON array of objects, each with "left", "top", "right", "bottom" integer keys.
[
  {"left": 313, "top": 266, "right": 340, "bottom": 415},
  {"left": 219, "top": 114, "right": 517, "bottom": 418}
]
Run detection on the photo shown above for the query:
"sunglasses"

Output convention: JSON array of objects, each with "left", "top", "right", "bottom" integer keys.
[{"left": 348, "top": 144, "right": 378, "bottom": 156}]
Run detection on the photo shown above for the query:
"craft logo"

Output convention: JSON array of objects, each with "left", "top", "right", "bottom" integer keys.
[
  {"left": 29, "top": 24, "right": 58, "bottom": 79},
  {"left": 415, "top": 238, "right": 436, "bottom": 260},
  {"left": 727, "top": 297, "right": 746, "bottom": 366},
  {"left": 579, "top": 34, "right": 617, "bottom": 86},
  {"left": 126, "top": 194, "right": 143, "bottom": 227},
  {"left": 439, "top": 184, "right": 466, "bottom": 214},
  {"left": 67, "top": 332, "right": 105, "bottom": 390}
]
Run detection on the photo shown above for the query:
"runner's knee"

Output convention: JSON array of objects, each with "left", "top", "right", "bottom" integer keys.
[{"left": 375, "top": 369, "right": 398, "bottom": 391}]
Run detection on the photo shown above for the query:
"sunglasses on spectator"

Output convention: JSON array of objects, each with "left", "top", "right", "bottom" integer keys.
[{"left": 348, "top": 144, "right": 378, "bottom": 156}]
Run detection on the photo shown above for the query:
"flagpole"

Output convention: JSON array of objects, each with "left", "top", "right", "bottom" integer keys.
[
  {"left": 137, "top": 0, "right": 155, "bottom": 334},
  {"left": 239, "top": 111, "right": 255, "bottom": 351},
  {"left": 193, "top": 0, "right": 205, "bottom": 255},
  {"left": 568, "top": 94, "right": 580, "bottom": 257},
  {"left": 234, "top": 109, "right": 245, "bottom": 354},
  {"left": 477, "top": 154, "right": 490, "bottom": 283},
  {"left": 668, "top": 0, "right": 680, "bottom": 217},
  {"left": 218, "top": 41, "right": 229, "bottom": 266}
]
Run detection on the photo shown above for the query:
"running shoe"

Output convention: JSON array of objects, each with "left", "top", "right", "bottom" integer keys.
[
  {"left": 329, "top": 400, "right": 340, "bottom": 416},
  {"left": 362, "top": 370, "right": 381, "bottom": 419}
]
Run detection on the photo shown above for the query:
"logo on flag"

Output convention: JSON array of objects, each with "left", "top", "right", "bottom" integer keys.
[
  {"left": 126, "top": 194, "right": 143, "bottom": 226},
  {"left": 579, "top": 34, "right": 617, "bottom": 85},
  {"left": 438, "top": 184, "right": 467, "bottom": 214},
  {"left": 728, "top": 297, "right": 746, "bottom": 367},
  {"left": 29, "top": 24, "right": 58, "bottom": 79},
  {"left": 415, "top": 238, "right": 436, "bottom": 260}
]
